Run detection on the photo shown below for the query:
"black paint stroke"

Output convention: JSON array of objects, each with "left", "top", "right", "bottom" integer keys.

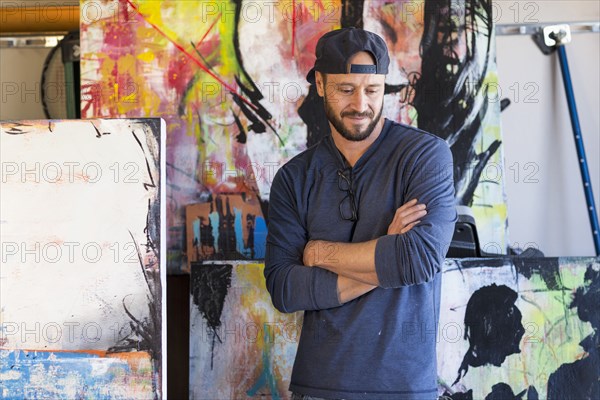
[
  {"left": 196, "top": 216, "right": 216, "bottom": 257},
  {"left": 144, "top": 198, "right": 159, "bottom": 254},
  {"left": 547, "top": 264, "right": 600, "bottom": 400},
  {"left": 514, "top": 257, "right": 562, "bottom": 291},
  {"left": 572, "top": 264, "right": 600, "bottom": 331},
  {"left": 185, "top": 44, "right": 281, "bottom": 145},
  {"left": 384, "top": 83, "right": 407, "bottom": 96},
  {"left": 442, "top": 389, "right": 474, "bottom": 400},
  {"left": 133, "top": 119, "right": 162, "bottom": 252},
  {"left": 231, "top": 11, "right": 280, "bottom": 143},
  {"left": 89, "top": 121, "right": 111, "bottom": 138},
  {"left": 131, "top": 129, "right": 157, "bottom": 190},
  {"left": 108, "top": 227, "right": 162, "bottom": 399},
  {"left": 231, "top": 107, "right": 247, "bottom": 144},
  {"left": 191, "top": 262, "right": 233, "bottom": 369},
  {"left": 341, "top": 0, "right": 364, "bottom": 28},
  {"left": 3, "top": 122, "right": 32, "bottom": 135},
  {"left": 297, "top": 85, "right": 330, "bottom": 148},
  {"left": 454, "top": 284, "right": 525, "bottom": 385},
  {"left": 412, "top": 0, "right": 499, "bottom": 207},
  {"left": 447, "top": 257, "right": 564, "bottom": 280},
  {"left": 527, "top": 386, "right": 539, "bottom": 400},
  {"left": 216, "top": 195, "right": 238, "bottom": 259},
  {"left": 379, "top": 16, "right": 398, "bottom": 45},
  {"left": 245, "top": 213, "right": 256, "bottom": 259},
  {"left": 231, "top": 86, "right": 267, "bottom": 134},
  {"left": 484, "top": 383, "right": 538, "bottom": 400},
  {"left": 258, "top": 195, "right": 270, "bottom": 227}
]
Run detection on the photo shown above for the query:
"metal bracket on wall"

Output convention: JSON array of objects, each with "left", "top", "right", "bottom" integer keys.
[{"left": 496, "top": 21, "right": 599, "bottom": 36}]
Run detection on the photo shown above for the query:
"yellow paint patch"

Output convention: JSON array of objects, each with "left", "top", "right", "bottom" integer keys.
[{"left": 137, "top": 51, "right": 155, "bottom": 62}]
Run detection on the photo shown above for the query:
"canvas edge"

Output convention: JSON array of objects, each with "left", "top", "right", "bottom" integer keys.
[{"left": 160, "top": 117, "right": 168, "bottom": 399}]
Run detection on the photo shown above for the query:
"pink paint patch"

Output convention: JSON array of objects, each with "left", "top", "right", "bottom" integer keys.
[
  {"left": 102, "top": 23, "right": 136, "bottom": 60},
  {"left": 167, "top": 55, "right": 193, "bottom": 94}
]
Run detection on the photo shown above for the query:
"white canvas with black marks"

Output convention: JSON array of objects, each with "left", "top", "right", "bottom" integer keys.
[{"left": 0, "top": 119, "right": 166, "bottom": 399}]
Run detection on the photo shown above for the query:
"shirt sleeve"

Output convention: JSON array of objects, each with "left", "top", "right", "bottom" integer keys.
[
  {"left": 264, "top": 166, "right": 342, "bottom": 313},
  {"left": 374, "top": 137, "right": 457, "bottom": 288}
]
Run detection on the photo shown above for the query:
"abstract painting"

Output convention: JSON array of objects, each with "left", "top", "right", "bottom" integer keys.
[
  {"left": 189, "top": 261, "right": 300, "bottom": 400},
  {"left": 188, "top": 258, "right": 599, "bottom": 399},
  {"left": 185, "top": 193, "right": 267, "bottom": 270},
  {"left": 0, "top": 119, "right": 166, "bottom": 399},
  {"left": 438, "top": 257, "right": 600, "bottom": 399},
  {"left": 81, "top": 0, "right": 506, "bottom": 272}
]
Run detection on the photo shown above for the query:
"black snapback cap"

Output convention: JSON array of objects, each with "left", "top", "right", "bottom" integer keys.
[{"left": 306, "top": 27, "right": 390, "bottom": 84}]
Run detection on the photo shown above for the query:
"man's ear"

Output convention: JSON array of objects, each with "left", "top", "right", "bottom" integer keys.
[{"left": 315, "top": 71, "right": 325, "bottom": 97}]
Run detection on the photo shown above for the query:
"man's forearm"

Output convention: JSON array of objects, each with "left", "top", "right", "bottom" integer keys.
[
  {"left": 307, "top": 239, "right": 380, "bottom": 285},
  {"left": 303, "top": 200, "right": 429, "bottom": 287},
  {"left": 337, "top": 274, "right": 376, "bottom": 303}
]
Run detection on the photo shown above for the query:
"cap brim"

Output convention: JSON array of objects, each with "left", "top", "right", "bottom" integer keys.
[{"left": 306, "top": 68, "right": 316, "bottom": 84}]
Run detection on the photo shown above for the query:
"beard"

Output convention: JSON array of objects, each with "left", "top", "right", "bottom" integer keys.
[{"left": 323, "top": 96, "right": 383, "bottom": 142}]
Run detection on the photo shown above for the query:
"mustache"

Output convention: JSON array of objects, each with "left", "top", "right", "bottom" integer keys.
[{"left": 341, "top": 110, "right": 374, "bottom": 118}]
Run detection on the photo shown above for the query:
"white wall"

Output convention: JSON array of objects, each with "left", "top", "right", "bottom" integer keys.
[
  {"left": 496, "top": 1, "right": 600, "bottom": 256},
  {"left": 0, "top": 47, "right": 51, "bottom": 120}
]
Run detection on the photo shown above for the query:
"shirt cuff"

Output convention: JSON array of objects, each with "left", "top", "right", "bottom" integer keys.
[
  {"left": 312, "top": 267, "right": 342, "bottom": 309},
  {"left": 375, "top": 234, "right": 402, "bottom": 289}
]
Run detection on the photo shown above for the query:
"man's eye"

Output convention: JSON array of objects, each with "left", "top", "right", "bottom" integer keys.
[
  {"left": 339, "top": 88, "right": 353, "bottom": 94},
  {"left": 366, "top": 90, "right": 379, "bottom": 95}
]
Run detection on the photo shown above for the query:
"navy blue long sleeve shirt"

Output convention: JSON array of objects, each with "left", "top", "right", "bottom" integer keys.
[{"left": 265, "top": 119, "right": 457, "bottom": 399}]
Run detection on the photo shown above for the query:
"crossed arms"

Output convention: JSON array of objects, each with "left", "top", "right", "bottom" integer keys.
[
  {"left": 302, "top": 199, "right": 426, "bottom": 303},
  {"left": 264, "top": 140, "right": 457, "bottom": 313}
]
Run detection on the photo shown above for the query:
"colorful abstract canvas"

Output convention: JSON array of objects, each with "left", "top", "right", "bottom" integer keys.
[
  {"left": 185, "top": 194, "right": 267, "bottom": 270},
  {"left": 189, "top": 261, "right": 300, "bottom": 400},
  {"left": 438, "top": 257, "right": 600, "bottom": 399},
  {"left": 81, "top": 0, "right": 506, "bottom": 273},
  {"left": 189, "top": 258, "right": 599, "bottom": 399},
  {"left": 0, "top": 119, "right": 166, "bottom": 399}
]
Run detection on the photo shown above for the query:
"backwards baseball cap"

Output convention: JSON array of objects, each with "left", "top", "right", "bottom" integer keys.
[{"left": 306, "top": 27, "right": 390, "bottom": 84}]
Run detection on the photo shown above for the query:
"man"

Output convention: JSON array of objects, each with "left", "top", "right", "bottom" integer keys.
[{"left": 265, "top": 27, "right": 457, "bottom": 400}]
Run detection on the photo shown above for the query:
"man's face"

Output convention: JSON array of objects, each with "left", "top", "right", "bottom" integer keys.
[{"left": 316, "top": 52, "right": 386, "bottom": 142}]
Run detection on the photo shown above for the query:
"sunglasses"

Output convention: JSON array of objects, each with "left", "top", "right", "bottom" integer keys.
[{"left": 337, "top": 168, "right": 358, "bottom": 222}]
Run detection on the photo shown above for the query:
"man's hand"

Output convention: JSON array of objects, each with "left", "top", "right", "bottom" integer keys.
[
  {"left": 303, "top": 240, "right": 336, "bottom": 267},
  {"left": 387, "top": 199, "right": 426, "bottom": 235}
]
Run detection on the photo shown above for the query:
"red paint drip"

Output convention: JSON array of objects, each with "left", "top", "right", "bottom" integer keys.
[
  {"left": 124, "top": 0, "right": 258, "bottom": 112},
  {"left": 197, "top": 12, "right": 221, "bottom": 48}
]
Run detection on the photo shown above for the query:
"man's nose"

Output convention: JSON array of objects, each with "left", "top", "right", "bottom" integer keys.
[{"left": 349, "top": 90, "right": 369, "bottom": 112}]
